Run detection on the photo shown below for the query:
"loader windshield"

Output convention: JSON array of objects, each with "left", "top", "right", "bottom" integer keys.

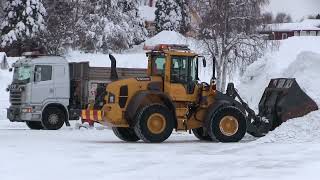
[{"left": 171, "top": 56, "right": 198, "bottom": 83}]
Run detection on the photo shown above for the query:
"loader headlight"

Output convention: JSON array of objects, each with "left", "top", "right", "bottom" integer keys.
[{"left": 108, "top": 93, "right": 115, "bottom": 104}]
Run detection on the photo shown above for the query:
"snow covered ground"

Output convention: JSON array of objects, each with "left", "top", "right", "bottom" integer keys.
[{"left": 1, "top": 35, "right": 320, "bottom": 180}]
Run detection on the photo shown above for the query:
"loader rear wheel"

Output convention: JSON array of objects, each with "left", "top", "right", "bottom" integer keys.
[
  {"left": 26, "top": 121, "right": 44, "bottom": 130},
  {"left": 207, "top": 106, "right": 246, "bottom": 142},
  {"left": 41, "top": 107, "right": 65, "bottom": 130},
  {"left": 192, "top": 128, "right": 212, "bottom": 141},
  {"left": 112, "top": 127, "right": 140, "bottom": 142},
  {"left": 134, "top": 104, "right": 174, "bottom": 143}
]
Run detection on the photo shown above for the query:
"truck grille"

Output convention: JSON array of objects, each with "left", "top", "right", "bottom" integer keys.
[{"left": 10, "top": 90, "right": 22, "bottom": 106}]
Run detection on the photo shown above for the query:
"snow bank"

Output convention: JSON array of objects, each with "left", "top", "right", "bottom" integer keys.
[
  {"left": 239, "top": 37, "right": 320, "bottom": 143},
  {"left": 256, "top": 111, "right": 320, "bottom": 143}
]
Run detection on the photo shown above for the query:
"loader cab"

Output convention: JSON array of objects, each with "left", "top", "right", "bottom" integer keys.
[{"left": 147, "top": 44, "right": 202, "bottom": 102}]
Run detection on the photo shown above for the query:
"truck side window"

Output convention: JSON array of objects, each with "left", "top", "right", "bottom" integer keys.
[{"left": 35, "top": 65, "right": 52, "bottom": 81}]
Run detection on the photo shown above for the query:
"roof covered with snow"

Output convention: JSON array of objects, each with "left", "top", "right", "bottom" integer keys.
[{"left": 262, "top": 19, "right": 320, "bottom": 32}]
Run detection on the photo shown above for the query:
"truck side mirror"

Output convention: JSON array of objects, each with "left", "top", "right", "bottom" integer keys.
[{"left": 9, "top": 68, "right": 12, "bottom": 72}]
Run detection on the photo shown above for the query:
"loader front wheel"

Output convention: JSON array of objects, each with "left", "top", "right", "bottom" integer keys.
[
  {"left": 112, "top": 127, "right": 140, "bottom": 142},
  {"left": 192, "top": 128, "right": 212, "bottom": 141},
  {"left": 134, "top": 104, "right": 174, "bottom": 143},
  {"left": 207, "top": 106, "right": 246, "bottom": 142}
]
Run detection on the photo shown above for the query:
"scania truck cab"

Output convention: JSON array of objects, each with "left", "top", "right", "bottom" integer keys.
[{"left": 6, "top": 52, "right": 146, "bottom": 130}]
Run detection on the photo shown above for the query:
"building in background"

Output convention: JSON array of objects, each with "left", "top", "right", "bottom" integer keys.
[{"left": 260, "top": 19, "right": 320, "bottom": 40}]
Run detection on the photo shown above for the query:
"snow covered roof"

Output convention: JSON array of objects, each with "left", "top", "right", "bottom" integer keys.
[
  {"left": 139, "top": 6, "right": 156, "bottom": 21},
  {"left": 262, "top": 19, "right": 320, "bottom": 32}
]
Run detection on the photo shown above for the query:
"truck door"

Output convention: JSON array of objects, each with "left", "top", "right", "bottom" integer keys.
[
  {"left": 31, "top": 65, "right": 54, "bottom": 104},
  {"left": 53, "top": 65, "right": 69, "bottom": 100}
]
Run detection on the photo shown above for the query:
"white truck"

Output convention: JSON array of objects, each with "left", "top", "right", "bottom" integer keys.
[{"left": 6, "top": 52, "right": 146, "bottom": 130}]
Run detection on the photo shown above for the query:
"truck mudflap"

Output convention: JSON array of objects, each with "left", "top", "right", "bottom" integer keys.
[
  {"left": 258, "top": 78, "right": 318, "bottom": 129},
  {"left": 81, "top": 110, "right": 103, "bottom": 125}
]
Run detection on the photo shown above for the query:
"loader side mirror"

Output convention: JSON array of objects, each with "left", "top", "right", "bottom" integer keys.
[
  {"left": 198, "top": 56, "right": 206, "bottom": 67},
  {"left": 203, "top": 58, "right": 206, "bottom": 67}
]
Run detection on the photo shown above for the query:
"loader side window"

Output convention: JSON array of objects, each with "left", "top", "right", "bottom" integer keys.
[{"left": 152, "top": 56, "right": 165, "bottom": 76}]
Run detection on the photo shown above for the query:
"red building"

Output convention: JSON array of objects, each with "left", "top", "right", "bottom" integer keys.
[{"left": 260, "top": 19, "right": 320, "bottom": 40}]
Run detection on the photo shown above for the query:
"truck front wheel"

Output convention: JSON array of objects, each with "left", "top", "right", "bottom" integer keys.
[
  {"left": 26, "top": 121, "right": 44, "bottom": 130},
  {"left": 42, "top": 107, "right": 65, "bottom": 130},
  {"left": 112, "top": 127, "right": 140, "bottom": 142}
]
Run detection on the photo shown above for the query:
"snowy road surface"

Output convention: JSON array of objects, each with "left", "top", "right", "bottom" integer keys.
[{"left": 1, "top": 121, "right": 320, "bottom": 180}]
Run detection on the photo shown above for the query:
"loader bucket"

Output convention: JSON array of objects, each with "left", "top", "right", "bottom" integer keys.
[{"left": 258, "top": 78, "right": 318, "bottom": 129}]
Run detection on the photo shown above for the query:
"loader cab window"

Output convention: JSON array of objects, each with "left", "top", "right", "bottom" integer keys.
[
  {"left": 151, "top": 55, "right": 165, "bottom": 76},
  {"left": 171, "top": 56, "right": 198, "bottom": 84}
]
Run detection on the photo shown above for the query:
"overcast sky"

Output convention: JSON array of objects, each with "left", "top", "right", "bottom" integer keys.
[{"left": 266, "top": 0, "right": 320, "bottom": 21}]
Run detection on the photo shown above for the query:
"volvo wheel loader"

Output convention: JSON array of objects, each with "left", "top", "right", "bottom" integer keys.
[{"left": 82, "top": 44, "right": 318, "bottom": 143}]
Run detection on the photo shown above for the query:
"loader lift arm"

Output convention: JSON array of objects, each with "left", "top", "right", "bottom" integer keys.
[{"left": 225, "top": 83, "right": 272, "bottom": 137}]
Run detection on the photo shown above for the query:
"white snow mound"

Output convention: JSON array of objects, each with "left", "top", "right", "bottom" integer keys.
[
  {"left": 256, "top": 111, "right": 320, "bottom": 143},
  {"left": 239, "top": 37, "right": 320, "bottom": 143},
  {"left": 145, "top": 31, "right": 189, "bottom": 46}
]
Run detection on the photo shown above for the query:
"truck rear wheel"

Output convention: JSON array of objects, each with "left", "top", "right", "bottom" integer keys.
[
  {"left": 207, "top": 106, "right": 246, "bottom": 142},
  {"left": 112, "top": 127, "right": 140, "bottom": 142},
  {"left": 134, "top": 104, "right": 174, "bottom": 143},
  {"left": 192, "top": 128, "right": 212, "bottom": 141},
  {"left": 26, "top": 121, "right": 44, "bottom": 130},
  {"left": 42, "top": 107, "right": 65, "bottom": 130}
]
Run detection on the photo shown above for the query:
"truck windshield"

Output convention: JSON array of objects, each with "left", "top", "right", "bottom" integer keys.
[{"left": 13, "top": 66, "right": 32, "bottom": 83}]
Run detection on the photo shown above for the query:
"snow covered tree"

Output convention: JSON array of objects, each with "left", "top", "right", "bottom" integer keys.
[
  {"left": 155, "top": 0, "right": 190, "bottom": 34},
  {"left": 274, "top": 12, "right": 292, "bottom": 23},
  {"left": 79, "top": 0, "right": 147, "bottom": 53},
  {"left": 40, "top": 0, "right": 77, "bottom": 54},
  {"left": 0, "top": 0, "right": 46, "bottom": 48},
  {"left": 198, "top": 0, "right": 269, "bottom": 91}
]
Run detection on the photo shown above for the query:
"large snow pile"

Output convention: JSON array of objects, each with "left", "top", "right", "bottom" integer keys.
[
  {"left": 239, "top": 37, "right": 320, "bottom": 143},
  {"left": 144, "top": 31, "right": 200, "bottom": 50}
]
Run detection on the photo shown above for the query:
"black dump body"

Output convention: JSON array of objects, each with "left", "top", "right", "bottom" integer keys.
[{"left": 258, "top": 78, "right": 318, "bottom": 129}]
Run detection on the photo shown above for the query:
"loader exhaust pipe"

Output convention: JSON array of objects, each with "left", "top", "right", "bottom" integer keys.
[{"left": 109, "top": 54, "right": 118, "bottom": 81}]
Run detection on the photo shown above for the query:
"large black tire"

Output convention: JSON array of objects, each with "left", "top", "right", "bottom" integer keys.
[
  {"left": 41, "top": 107, "right": 65, "bottom": 130},
  {"left": 192, "top": 127, "right": 212, "bottom": 141},
  {"left": 112, "top": 127, "right": 140, "bottom": 142},
  {"left": 26, "top": 121, "right": 44, "bottom": 130},
  {"left": 206, "top": 106, "right": 246, "bottom": 142},
  {"left": 134, "top": 104, "right": 174, "bottom": 143}
]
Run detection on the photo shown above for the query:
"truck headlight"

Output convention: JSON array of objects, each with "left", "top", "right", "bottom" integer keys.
[
  {"left": 21, "top": 107, "right": 33, "bottom": 113},
  {"left": 108, "top": 93, "right": 115, "bottom": 104}
]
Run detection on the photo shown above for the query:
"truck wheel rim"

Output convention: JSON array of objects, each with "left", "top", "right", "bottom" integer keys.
[
  {"left": 147, "top": 113, "right": 166, "bottom": 134},
  {"left": 48, "top": 114, "right": 59, "bottom": 125},
  {"left": 219, "top": 116, "right": 239, "bottom": 136}
]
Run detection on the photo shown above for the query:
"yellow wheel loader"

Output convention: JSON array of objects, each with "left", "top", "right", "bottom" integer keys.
[{"left": 83, "top": 44, "right": 318, "bottom": 143}]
